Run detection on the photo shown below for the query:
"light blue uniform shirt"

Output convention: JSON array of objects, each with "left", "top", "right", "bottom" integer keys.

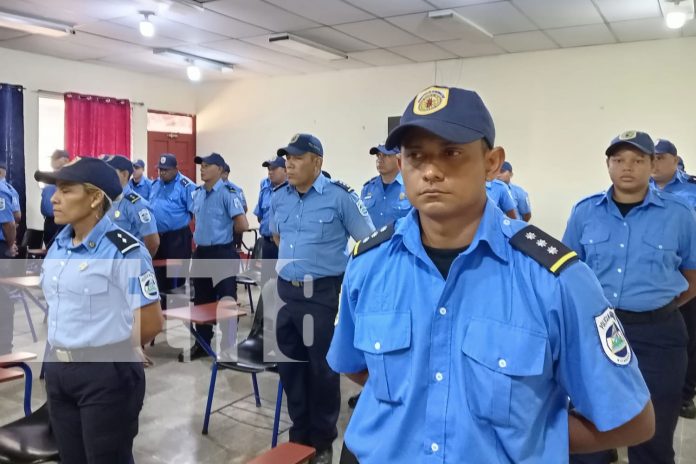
[
  {"left": 509, "top": 182, "right": 531, "bottom": 217},
  {"left": 486, "top": 179, "right": 516, "bottom": 215},
  {"left": 270, "top": 174, "right": 375, "bottom": 281},
  {"left": 328, "top": 201, "right": 649, "bottom": 464},
  {"left": 41, "top": 217, "right": 159, "bottom": 349},
  {"left": 0, "top": 180, "right": 20, "bottom": 214},
  {"left": 41, "top": 185, "right": 56, "bottom": 217},
  {"left": 0, "top": 189, "right": 14, "bottom": 241},
  {"left": 108, "top": 184, "right": 158, "bottom": 240},
  {"left": 651, "top": 171, "right": 696, "bottom": 208},
  {"left": 129, "top": 176, "right": 152, "bottom": 200},
  {"left": 253, "top": 178, "right": 274, "bottom": 237},
  {"left": 149, "top": 172, "right": 195, "bottom": 233},
  {"left": 224, "top": 179, "right": 247, "bottom": 210},
  {"left": 360, "top": 173, "right": 412, "bottom": 229},
  {"left": 192, "top": 179, "right": 245, "bottom": 246},
  {"left": 563, "top": 187, "right": 696, "bottom": 311}
]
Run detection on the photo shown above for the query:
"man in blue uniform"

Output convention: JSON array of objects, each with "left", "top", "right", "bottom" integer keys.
[
  {"left": 149, "top": 153, "right": 196, "bottom": 308},
  {"left": 129, "top": 159, "right": 152, "bottom": 200},
  {"left": 360, "top": 144, "right": 411, "bottom": 228},
  {"left": 649, "top": 138, "right": 696, "bottom": 420},
  {"left": 328, "top": 86, "right": 654, "bottom": 464},
  {"left": 0, "top": 162, "right": 20, "bottom": 223},
  {"left": 222, "top": 162, "right": 247, "bottom": 212},
  {"left": 182, "top": 153, "right": 248, "bottom": 361},
  {"left": 0, "top": 171, "right": 17, "bottom": 355},
  {"left": 41, "top": 149, "right": 70, "bottom": 246},
  {"left": 254, "top": 157, "right": 287, "bottom": 261},
  {"left": 271, "top": 133, "right": 374, "bottom": 464},
  {"left": 564, "top": 130, "right": 696, "bottom": 464},
  {"left": 498, "top": 161, "right": 532, "bottom": 221},
  {"left": 487, "top": 177, "right": 517, "bottom": 218},
  {"left": 105, "top": 155, "right": 160, "bottom": 257}
]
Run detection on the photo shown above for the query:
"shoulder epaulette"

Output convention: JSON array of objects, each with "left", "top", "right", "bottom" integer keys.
[
  {"left": 363, "top": 176, "right": 377, "bottom": 187},
  {"left": 273, "top": 181, "right": 288, "bottom": 192},
  {"left": 688, "top": 175, "right": 696, "bottom": 184},
  {"left": 125, "top": 192, "right": 140, "bottom": 204},
  {"left": 226, "top": 185, "right": 237, "bottom": 193},
  {"left": 510, "top": 225, "right": 578, "bottom": 276},
  {"left": 106, "top": 229, "right": 140, "bottom": 255},
  {"left": 352, "top": 223, "right": 395, "bottom": 257},
  {"left": 331, "top": 179, "right": 354, "bottom": 193},
  {"left": 180, "top": 177, "right": 190, "bottom": 187}
]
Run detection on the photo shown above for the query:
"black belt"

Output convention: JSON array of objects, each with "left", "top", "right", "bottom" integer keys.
[
  {"left": 50, "top": 340, "right": 136, "bottom": 363},
  {"left": 279, "top": 275, "right": 342, "bottom": 288},
  {"left": 196, "top": 242, "right": 233, "bottom": 249},
  {"left": 615, "top": 299, "right": 678, "bottom": 325}
]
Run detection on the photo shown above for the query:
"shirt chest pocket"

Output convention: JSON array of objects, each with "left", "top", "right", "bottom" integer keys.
[
  {"left": 306, "top": 211, "right": 336, "bottom": 241},
  {"left": 642, "top": 232, "right": 679, "bottom": 273},
  {"left": 354, "top": 312, "right": 412, "bottom": 404},
  {"left": 579, "top": 225, "right": 611, "bottom": 272},
  {"left": 461, "top": 319, "right": 548, "bottom": 427},
  {"left": 63, "top": 273, "right": 111, "bottom": 320}
]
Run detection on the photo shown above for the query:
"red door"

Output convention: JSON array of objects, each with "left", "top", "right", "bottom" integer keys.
[{"left": 147, "top": 112, "right": 196, "bottom": 181}]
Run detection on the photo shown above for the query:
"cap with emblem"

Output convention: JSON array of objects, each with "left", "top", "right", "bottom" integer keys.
[
  {"left": 157, "top": 153, "right": 178, "bottom": 169},
  {"left": 605, "top": 131, "right": 655, "bottom": 156},
  {"left": 277, "top": 133, "right": 324, "bottom": 157},
  {"left": 194, "top": 152, "right": 226, "bottom": 167},
  {"left": 654, "top": 139, "right": 678, "bottom": 156},
  {"left": 369, "top": 144, "right": 399, "bottom": 156},
  {"left": 385, "top": 86, "right": 495, "bottom": 150},
  {"left": 500, "top": 161, "right": 513, "bottom": 173},
  {"left": 34, "top": 157, "right": 122, "bottom": 200},
  {"left": 133, "top": 159, "right": 145, "bottom": 169},
  {"left": 262, "top": 157, "right": 286, "bottom": 169},
  {"left": 105, "top": 154, "right": 134, "bottom": 176},
  {"left": 51, "top": 149, "right": 70, "bottom": 160}
]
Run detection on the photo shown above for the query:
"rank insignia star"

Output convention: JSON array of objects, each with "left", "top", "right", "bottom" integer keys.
[
  {"left": 536, "top": 239, "right": 547, "bottom": 247},
  {"left": 548, "top": 246, "right": 558, "bottom": 255},
  {"left": 525, "top": 232, "right": 536, "bottom": 240}
]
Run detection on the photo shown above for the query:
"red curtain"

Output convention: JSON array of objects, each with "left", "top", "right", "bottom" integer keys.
[{"left": 64, "top": 92, "right": 131, "bottom": 159}]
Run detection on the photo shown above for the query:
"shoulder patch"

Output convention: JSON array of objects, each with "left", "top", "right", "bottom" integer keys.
[
  {"left": 180, "top": 177, "right": 190, "bottom": 187},
  {"left": 363, "top": 176, "right": 378, "bottom": 187},
  {"left": 273, "top": 181, "right": 288, "bottom": 192},
  {"left": 106, "top": 229, "right": 141, "bottom": 254},
  {"left": 510, "top": 225, "right": 578, "bottom": 276},
  {"left": 125, "top": 192, "right": 140, "bottom": 204},
  {"left": 331, "top": 179, "right": 355, "bottom": 193},
  {"left": 352, "top": 223, "right": 395, "bottom": 257}
]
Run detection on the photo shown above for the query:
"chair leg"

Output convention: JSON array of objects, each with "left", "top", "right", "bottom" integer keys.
[
  {"left": 247, "top": 284, "right": 255, "bottom": 313},
  {"left": 251, "top": 372, "right": 261, "bottom": 407},
  {"left": 20, "top": 293, "right": 38, "bottom": 343},
  {"left": 202, "top": 362, "right": 219, "bottom": 435},
  {"left": 13, "top": 362, "right": 33, "bottom": 417},
  {"left": 272, "top": 380, "right": 283, "bottom": 448},
  {"left": 39, "top": 341, "right": 49, "bottom": 380}
]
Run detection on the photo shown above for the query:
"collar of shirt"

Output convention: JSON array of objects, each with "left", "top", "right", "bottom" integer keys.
[
  {"left": 55, "top": 216, "right": 113, "bottom": 254},
  {"left": 205, "top": 178, "right": 224, "bottom": 194},
  {"left": 394, "top": 172, "right": 404, "bottom": 186},
  {"left": 595, "top": 186, "right": 664, "bottom": 210},
  {"left": 122, "top": 183, "right": 133, "bottom": 196},
  {"left": 289, "top": 173, "right": 329, "bottom": 196},
  {"left": 393, "top": 199, "right": 509, "bottom": 267}
]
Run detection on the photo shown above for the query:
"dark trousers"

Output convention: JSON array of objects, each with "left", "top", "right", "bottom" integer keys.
[
  {"left": 0, "top": 241, "right": 14, "bottom": 355},
  {"left": 43, "top": 216, "right": 63, "bottom": 247},
  {"left": 154, "top": 226, "right": 192, "bottom": 309},
  {"left": 44, "top": 361, "right": 145, "bottom": 464},
  {"left": 260, "top": 236, "right": 279, "bottom": 284},
  {"left": 682, "top": 298, "right": 696, "bottom": 403},
  {"left": 571, "top": 309, "right": 688, "bottom": 464},
  {"left": 276, "top": 276, "right": 342, "bottom": 451},
  {"left": 191, "top": 243, "right": 239, "bottom": 345}
]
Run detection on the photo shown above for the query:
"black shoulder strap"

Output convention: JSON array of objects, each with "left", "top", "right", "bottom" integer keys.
[
  {"left": 125, "top": 193, "right": 140, "bottom": 204},
  {"left": 227, "top": 184, "right": 237, "bottom": 193},
  {"left": 105, "top": 229, "right": 140, "bottom": 255},
  {"left": 273, "top": 181, "right": 288, "bottom": 192},
  {"left": 687, "top": 175, "right": 696, "bottom": 184},
  {"left": 509, "top": 225, "right": 578, "bottom": 276},
  {"left": 352, "top": 223, "right": 395, "bottom": 257},
  {"left": 331, "top": 179, "right": 355, "bottom": 193}
]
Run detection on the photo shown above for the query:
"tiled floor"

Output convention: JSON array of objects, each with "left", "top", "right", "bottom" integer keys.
[{"left": 2, "top": 287, "right": 696, "bottom": 463}]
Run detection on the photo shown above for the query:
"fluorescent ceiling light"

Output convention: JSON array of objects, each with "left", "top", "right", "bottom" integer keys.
[
  {"left": 139, "top": 12, "right": 155, "bottom": 38},
  {"left": 659, "top": 0, "right": 694, "bottom": 29},
  {"left": 186, "top": 63, "right": 202, "bottom": 81},
  {"left": 269, "top": 33, "right": 347, "bottom": 61},
  {"left": 153, "top": 48, "right": 234, "bottom": 72},
  {"left": 0, "top": 10, "right": 74, "bottom": 37},
  {"left": 427, "top": 9, "right": 492, "bottom": 40}
]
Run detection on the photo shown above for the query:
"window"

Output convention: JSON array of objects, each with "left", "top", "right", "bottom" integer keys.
[
  {"left": 38, "top": 96, "right": 65, "bottom": 173},
  {"left": 147, "top": 112, "right": 193, "bottom": 134}
]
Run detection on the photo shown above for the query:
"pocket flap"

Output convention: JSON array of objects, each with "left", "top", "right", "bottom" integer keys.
[
  {"left": 579, "top": 226, "right": 610, "bottom": 245},
  {"left": 354, "top": 312, "right": 411, "bottom": 354}
]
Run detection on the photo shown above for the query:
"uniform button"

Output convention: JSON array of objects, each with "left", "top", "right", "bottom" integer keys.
[
  {"left": 617, "top": 268, "right": 622, "bottom": 273},
  {"left": 431, "top": 443, "right": 439, "bottom": 452},
  {"left": 439, "top": 307, "right": 447, "bottom": 316},
  {"left": 290, "top": 244, "right": 294, "bottom": 249},
  {"left": 613, "top": 293, "right": 618, "bottom": 298},
  {"left": 435, "top": 372, "right": 443, "bottom": 382},
  {"left": 374, "top": 342, "right": 381, "bottom": 351},
  {"left": 619, "top": 244, "right": 624, "bottom": 248},
  {"left": 67, "top": 250, "right": 72, "bottom": 255},
  {"left": 623, "top": 222, "right": 627, "bottom": 226},
  {"left": 503, "top": 219, "right": 511, "bottom": 226},
  {"left": 498, "top": 359, "right": 507, "bottom": 368},
  {"left": 380, "top": 213, "right": 383, "bottom": 216},
  {"left": 60, "top": 261, "right": 65, "bottom": 266},
  {"left": 52, "top": 276, "right": 57, "bottom": 281},
  {"left": 589, "top": 239, "right": 594, "bottom": 244},
  {"left": 658, "top": 245, "right": 663, "bottom": 249}
]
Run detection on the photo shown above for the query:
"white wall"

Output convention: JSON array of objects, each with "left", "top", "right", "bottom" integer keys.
[
  {"left": 196, "top": 37, "right": 696, "bottom": 237},
  {"left": 0, "top": 47, "right": 197, "bottom": 230}
]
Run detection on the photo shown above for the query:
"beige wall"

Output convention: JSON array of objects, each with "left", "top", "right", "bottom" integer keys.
[
  {"left": 196, "top": 37, "right": 696, "bottom": 237},
  {"left": 0, "top": 47, "right": 197, "bottom": 229}
]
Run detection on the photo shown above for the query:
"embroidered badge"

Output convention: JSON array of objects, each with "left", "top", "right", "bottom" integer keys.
[
  {"left": 0, "top": 198, "right": 5, "bottom": 211},
  {"left": 138, "top": 209, "right": 151, "bottom": 223},
  {"left": 160, "top": 156, "right": 167, "bottom": 164},
  {"left": 413, "top": 86, "right": 449, "bottom": 116},
  {"left": 114, "top": 210, "right": 121, "bottom": 218},
  {"left": 619, "top": 130, "right": 637, "bottom": 141},
  {"left": 290, "top": 133, "right": 300, "bottom": 143},
  {"left": 356, "top": 199, "right": 369, "bottom": 217},
  {"left": 595, "top": 308, "right": 631, "bottom": 366},
  {"left": 139, "top": 271, "right": 159, "bottom": 300}
]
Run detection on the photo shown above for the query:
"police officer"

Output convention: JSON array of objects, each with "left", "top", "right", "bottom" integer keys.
[
  {"left": 649, "top": 139, "right": 696, "bottom": 420},
  {"left": 497, "top": 161, "right": 532, "bottom": 222},
  {"left": 149, "top": 153, "right": 196, "bottom": 307},
  {"left": 182, "top": 153, "right": 248, "bottom": 362},
  {"left": 487, "top": 176, "right": 517, "bottom": 219},
  {"left": 222, "top": 162, "right": 248, "bottom": 212},
  {"left": 328, "top": 86, "right": 654, "bottom": 463},
  {"left": 564, "top": 130, "right": 696, "bottom": 464},
  {"left": 360, "top": 144, "right": 411, "bottom": 229},
  {"left": 0, "top": 171, "right": 17, "bottom": 355},
  {"left": 271, "top": 133, "right": 374, "bottom": 464},
  {"left": 129, "top": 159, "right": 152, "bottom": 200},
  {"left": 35, "top": 157, "right": 163, "bottom": 464},
  {"left": 105, "top": 155, "right": 160, "bottom": 257},
  {"left": 0, "top": 162, "right": 20, "bottom": 223},
  {"left": 41, "top": 149, "right": 70, "bottom": 246},
  {"left": 254, "top": 157, "right": 287, "bottom": 261}
]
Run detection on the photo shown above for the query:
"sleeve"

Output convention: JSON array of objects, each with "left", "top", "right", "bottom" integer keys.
[
  {"left": 184, "top": 182, "right": 196, "bottom": 214},
  {"left": 678, "top": 206, "right": 696, "bottom": 270},
  {"left": 339, "top": 191, "right": 375, "bottom": 241},
  {"left": 226, "top": 191, "right": 246, "bottom": 218},
  {"left": 517, "top": 188, "right": 531, "bottom": 215},
  {"left": 134, "top": 203, "right": 158, "bottom": 237},
  {"left": 553, "top": 264, "right": 650, "bottom": 431},
  {"left": 270, "top": 194, "right": 279, "bottom": 235},
  {"left": 562, "top": 204, "right": 585, "bottom": 261},
  {"left": 122, "top": 247, "right": 160, "bottom": 312},
  {"left": 253, "top": 190, "right": 263, "bottom": 220},
  {"left": 360, "top": 183, "right": 368, "bottom": 200},
  {"left": 499, "top": 185, "right": 517, "bottom": 213},
  {"left": 0, "top": 191, "right": 14, "bottom": 224},
  {"left": 327, "top": 269, "right": 368, "bottom": 373},
  {"left": 238, "top": 189, "right": 247, "bottom": 209}
]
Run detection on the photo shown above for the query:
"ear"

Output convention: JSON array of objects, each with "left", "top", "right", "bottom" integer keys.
[
  {"left": 397, "top": 155, "right": 402, "bottom": 171},
  {"left": 485, "top": 146, "right": 505, "bottom": 181},
  {"left": 605, "top": 157, "right": 610, "bottom": 169}
]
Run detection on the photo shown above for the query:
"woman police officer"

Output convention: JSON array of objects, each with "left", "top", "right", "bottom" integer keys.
[{"left": 35, "top": 157, "right": 163, "bottom": 464}]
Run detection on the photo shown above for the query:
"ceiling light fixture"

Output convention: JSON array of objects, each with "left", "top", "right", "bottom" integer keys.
[
  {"left": 659, "top": 0, "right": 694, "bottom": 29},
  {"left": 427, "top": 9, "right": 493, "bottom": 40},
  {"left": 139, "top": 11, "right": 155, "bottom": 37},
  {"left": 166, "top": 0, "right": 206, "bottom": 13},
  {"left": 186, "top": 61, "right": 202, "bottom": 81},
  {"left": 0, "top": 9, "right": 74, "bottom": 37},
  {"left": 268, "top": 33, "right": 347, "bottom": 61},
  {"left": 153, "top": 48, "right": 234, "bottom": 71}
]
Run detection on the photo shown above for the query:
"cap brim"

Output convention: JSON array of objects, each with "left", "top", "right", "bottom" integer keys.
[
  {"left": 605, "top": 141, "right": 653, "bottom": 156},
  {"left": 277, "top": 146, "right": 309, "bottom": 157},
  {"left": 385, "top": 119, "right": 486, "bottom": 150},
  {"left": 34, "top": 169, "right": 87, "bottom": 185},
  {"left": 194, "top": 156, "right": 204, "bottom": 164},
  {"left": 369, "top": 147, "right": 380, "bottom": 155},
  {"left": 261, "top": 161, "right": 271, "bottom": 167}
]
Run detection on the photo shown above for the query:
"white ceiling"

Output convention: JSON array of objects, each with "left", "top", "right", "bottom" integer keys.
[{"left": 0, "top": 0, "right": 693, "bottom": 81}]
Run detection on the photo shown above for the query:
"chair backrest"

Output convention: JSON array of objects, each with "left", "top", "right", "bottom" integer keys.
[
  {"left": 245, "top": 287, "right": 265, "bottom": 342},
  {"left": 20, "top": 229, "right": 43, "bottom": 249}
]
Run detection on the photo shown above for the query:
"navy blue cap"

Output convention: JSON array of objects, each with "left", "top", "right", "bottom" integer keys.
[
  {"left": 133, "top": 159, "right": 145, "bottom": 169},
  {"left": 34, "top": 157, "right": 122, "bottom": 200},
  {"left": 606, "top": 131, "right": 655, "bottom": 156},
  {"left": 105, "top": 155, "right": 134, "bottom": 176},
  {"left": 262, "top": 157, "right": 286, "bottom": 169},
  {"left": 369, "top": 144, "right": 400, "bottom": 156},
  {"left": 157, "top": 153, "right": 178, "bottom": 169},
  {"left": 277, "top": 133, "right": 323, "bottom": 157},
  {"left": 654, "top": 139, "right": 678, "bottom": 156},
  {"left": 385, "top": 86, "right": 495, "bottom": 150},
  {"left": 500, "top": 161, "right": 513, "bottom": 172},
  {"left": 194, "top": 152, "right": 226, "bottom": 167}
]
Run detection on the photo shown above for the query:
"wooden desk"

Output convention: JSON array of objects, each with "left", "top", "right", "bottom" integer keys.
[
  {"left": 27, "top": 249, "right": 47, "bottom": 257},
  {"left": 152, "top": 258, "right": 185, "bottom": 268},
  {"left": 0, "top": 352, "right": 37, "bottom": 367},
  {"left": 0, "top": 367, "right": 24, "bottom": 383},
  {"left": 165, "top": 302, "right": 247, "bottom": 325},
  {"left": 0, "top": 276, "right": 43, "bottom": 343},
  {"left": 247, "top": 443, "right": 316, "bottom": 464}
]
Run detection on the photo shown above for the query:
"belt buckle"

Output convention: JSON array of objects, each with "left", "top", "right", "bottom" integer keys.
[
  {"left": 291, "top": 280, "right": 303, "bottom": 288},
  {"left": 55, "top": 349, "right": 73, "bottom": 362}
]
